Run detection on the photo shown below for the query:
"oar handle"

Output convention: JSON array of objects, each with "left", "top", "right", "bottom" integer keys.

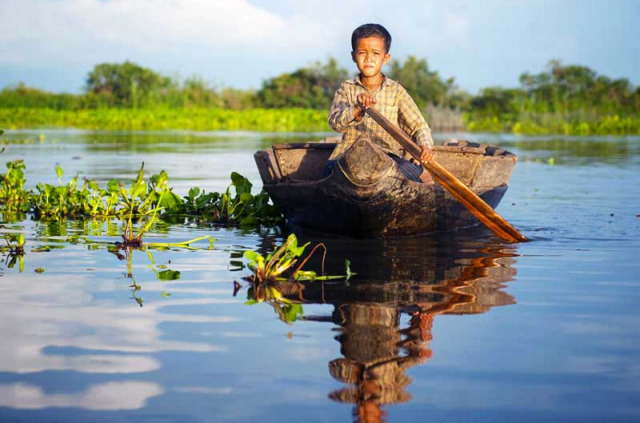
[{"left": 364, "top": 107, "right": 529, "bottom": 243}]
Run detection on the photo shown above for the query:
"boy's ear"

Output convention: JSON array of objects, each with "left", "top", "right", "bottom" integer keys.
[
  {"left": 383, "top": 53, "right": 391, "bottom": 65},
  {"left": 351, "top": 51, "right": 356, "bottom": 63}
]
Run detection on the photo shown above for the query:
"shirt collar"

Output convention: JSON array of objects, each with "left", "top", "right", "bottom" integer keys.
[{"left": 353, "top": 73, "right": 389, "bottom": 90}]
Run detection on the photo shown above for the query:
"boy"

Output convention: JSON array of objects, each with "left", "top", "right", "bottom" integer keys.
[{"left": 326, "top": 23, "right": 434, "bottom": 182}]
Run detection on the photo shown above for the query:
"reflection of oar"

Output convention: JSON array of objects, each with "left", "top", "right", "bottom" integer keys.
[{"left": 364, "top": 107, "right": 529, "bottom": 243}]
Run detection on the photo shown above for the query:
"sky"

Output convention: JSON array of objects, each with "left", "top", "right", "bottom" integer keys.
[{"left": 0, "top": 0, "right": 638, "bottom": 95}]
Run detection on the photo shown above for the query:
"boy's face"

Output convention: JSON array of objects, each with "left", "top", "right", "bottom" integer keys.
[{"left": 351, "top": 36, "right": 390, "bottom": 78}]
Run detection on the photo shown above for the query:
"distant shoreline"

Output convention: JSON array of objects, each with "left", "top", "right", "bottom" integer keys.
[{"left": 1, "top": 107, "right": 638, "bottom": 136}]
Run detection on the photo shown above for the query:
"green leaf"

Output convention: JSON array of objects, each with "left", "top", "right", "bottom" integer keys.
[
  {"left": 281, "top": 304, "right": 304, "bottom": 323},
  {"left": 157, "top": 269, "right": 181, "bottom": 280},
  {"left": 107, "top": 179, "right": 121, "bottom": 193},
  {"left": 55, "top": 165, "right": 64, "bottom": 180},
  {"left": 345, "top": 259, "right": 355, "bottom": 281},
  {"left": 155, "top": 170, "right": 169, "bottom": 187},
  {"left": 291, "top": 242, "right": 310, "bottom": 257},
  {"left": 286, "top": 233, "right": 298, "bottom": 246},
  {"left": 244, "top": 250, "right": 261, "bottom": 262},
  {"left": 53, "top": 186, "right": 68, "bottom": 198},
  {"left": 238, "top": 192, "right": 252, "bottom": 202},
  {"left": 231, "top": 172, "right": 252, "bottom": 194},
  {"left": 135, "top": 162, "right": 145, "bottom": 184},
  {"left": 188, "top": 186, "right": 200, "bottom": 199},
  {"left": 294, "top": 270, "right": 317, "bottom": 280},
  {"left": 159, "top": 190, "right": 182, "bottom": 210},
  {"left": 130, "top": 180, "right": 146, "bottom": 199}
]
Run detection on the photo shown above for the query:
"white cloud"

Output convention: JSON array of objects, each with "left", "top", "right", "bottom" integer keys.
[
  {"left": 0, "top": 0, "right": 638, "bottom": 92},
  {"left": 0, "top": 0, "right": 351, "bottom": 88},
  {"left": 0, "top": 273, "right": 223, "bottom": 374},
  {"left": 0, "top": 381, "right": 164, "bottom": 410},
  {"left": 0, "top": 0, "right": 288, "bottom": 63},
  {"left": 0, "top": 0, "right": 463, "bottom": 66}
]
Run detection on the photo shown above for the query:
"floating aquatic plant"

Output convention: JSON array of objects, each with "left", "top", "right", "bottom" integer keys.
[
  {"left": 1, "top": 126, "right": 278, "bottom": 225},
  {"left": 1, "top": 233, "right": 26, "bottom": 272},
  {"left": 177, "top": 172, "right": 282, "bottom": 226},
  {"left": 0, "top": 158, "right": 282, "bottom": 227},
  {"left": 239, "top": 233, "right": 355, "bottom": 323},
  {"left": 0, "top": 159, "right": 30, "bottom": 215},
  {"left": 244, "top": 233, "right": 352, "bottom": 284}
]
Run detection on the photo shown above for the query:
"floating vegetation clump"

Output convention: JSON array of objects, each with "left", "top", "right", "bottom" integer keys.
[
  {"left": 0, "top": 159, "right": 30, "bottom": 215},
  {"left": 243, "top": 235, "right": 354, "bottom": 318},
  {"left": 239, "top": 233, "right": 354, "bottom": 324},
  {"left": 0, "top": 159, "right": 283, "bottom": 227},
  {"left": 176, "top": 172, "right": 281, "bottom": 226},
  {"left": 244, "top": 233, "right": 352, "bottom": 284}
]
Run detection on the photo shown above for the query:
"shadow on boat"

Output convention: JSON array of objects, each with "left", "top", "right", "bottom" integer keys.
[{"left": 249, "top": 232, "right": 519, "bottom": 422}]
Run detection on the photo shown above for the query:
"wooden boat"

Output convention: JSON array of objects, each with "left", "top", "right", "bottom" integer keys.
[{"left": 254, "top": 137, "right": 518, "bottom": 237}]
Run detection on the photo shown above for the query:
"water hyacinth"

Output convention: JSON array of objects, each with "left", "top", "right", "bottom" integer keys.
[
  {"left": 241, "top": 233, "right": 354, "bottom": 325},
  {"left": 0, "top": 160, "right": 283, "bottom": 227},
  {"left": 243, "top": 233, "right": 354, "bottom": 284}
]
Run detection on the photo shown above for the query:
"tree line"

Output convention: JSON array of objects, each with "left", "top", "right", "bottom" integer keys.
[
  {"left": 1, "top": 58, "right": 638, "bottom": 134},
  {"left": 0, "top": 57, "right": 468, "bottom": 111},
  {"left": 467, "top": 60, "right": 639, "bottom": 127}
]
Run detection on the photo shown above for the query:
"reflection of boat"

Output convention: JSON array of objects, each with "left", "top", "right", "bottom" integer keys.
[
  {"left": 272, "top": 240, "right": 518, "bottom": 423},
  {"left": 254, "top": 138, "right": 518, "bottom": 237},
  {"left": 278, "top": 246, "right": 517, "bottom": 315}
]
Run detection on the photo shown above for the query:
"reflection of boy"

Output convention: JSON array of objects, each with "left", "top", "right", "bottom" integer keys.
[{"left": 325, "top": 23, "right": 434, "bottom": 182}]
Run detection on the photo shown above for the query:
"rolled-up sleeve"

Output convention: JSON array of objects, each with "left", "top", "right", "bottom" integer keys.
[{"left": 328, "top": 84, "right": 361, "bottom": 132}]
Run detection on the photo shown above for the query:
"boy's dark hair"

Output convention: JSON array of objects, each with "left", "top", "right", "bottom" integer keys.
[{"left": 351, "top": 23, "right": 392, "bottom": 53}]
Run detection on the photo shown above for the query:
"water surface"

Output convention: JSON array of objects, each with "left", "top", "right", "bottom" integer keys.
[{"left": 0, "top": 130, "right": 639, "bottom": 422}]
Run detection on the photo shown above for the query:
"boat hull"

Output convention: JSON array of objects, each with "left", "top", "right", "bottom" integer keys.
[{"left": 255, "top": 138, "right": 517, "bottom": 237}]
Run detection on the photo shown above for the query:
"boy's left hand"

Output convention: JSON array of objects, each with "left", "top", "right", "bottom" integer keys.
[{"left": 419, "top": 146, "right": 434, "bottom": 164}]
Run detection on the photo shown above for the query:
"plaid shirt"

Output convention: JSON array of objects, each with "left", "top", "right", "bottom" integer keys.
[{"left": 328, "top": 75, "right": 433, "bottom": 160}]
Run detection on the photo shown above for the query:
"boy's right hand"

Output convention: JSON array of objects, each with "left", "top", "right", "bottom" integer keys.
[
  {"left": 355, "top": 93, "right": 376, "bottom": 118},
  {"left": 357, "top": 93, "right": 376, "bottom": 109}
]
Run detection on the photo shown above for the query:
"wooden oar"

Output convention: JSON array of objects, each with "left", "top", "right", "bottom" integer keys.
[{"left": 364, "top": 107, "right": 529, "bottom": 243}]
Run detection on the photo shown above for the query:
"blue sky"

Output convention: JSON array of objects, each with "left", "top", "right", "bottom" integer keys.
[{"left": 0, "top": 0, "right": 638, "bottom": 94}]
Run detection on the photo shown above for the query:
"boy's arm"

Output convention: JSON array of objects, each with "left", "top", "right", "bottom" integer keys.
[
  {"left": 397, "top": 88, "right": 434, "bottom": 148},
  {"left": 328, "top": 84, "right": 363, "bottom": 132}
]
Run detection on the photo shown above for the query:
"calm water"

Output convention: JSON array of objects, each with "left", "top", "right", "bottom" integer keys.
[{"left": 0, "top": 130, "right": 639, "bottom": 423}]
